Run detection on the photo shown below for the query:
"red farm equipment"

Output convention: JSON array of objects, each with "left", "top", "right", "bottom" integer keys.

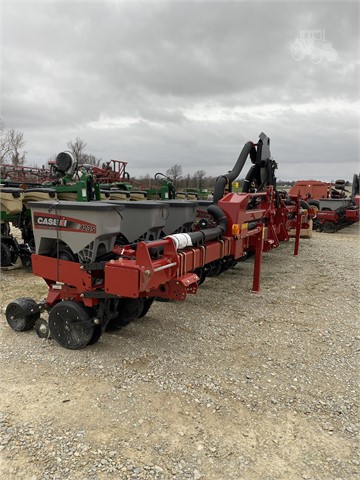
[
  {"left": 0, "top": 163, "right": 53, "bottom": 186},
  {"left": 314, "top": 174, "right": 359, "bottom": 233},
  {"left": 4, "top": 133, "right": 313, "bottom": 349},
  {"left": 288, "top": 176, "right": 359, "bottom": 233},
  {"left": 1, "top": 158, "right": 130, "bottom": 188},
  {"left": 91, "top": 159, "right": 130, "bottom": 184},
  {"left": 288, "top": 179, "right": 348, "bottom": 205}
]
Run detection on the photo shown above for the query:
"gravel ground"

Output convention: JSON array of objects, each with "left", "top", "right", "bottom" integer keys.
[{"left": 0, "top": 224, "right": 359, "bottom": 480}]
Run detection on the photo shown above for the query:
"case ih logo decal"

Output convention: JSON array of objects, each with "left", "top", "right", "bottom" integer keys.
[{"left": 34, "top": 212, "right": 96, "bottom": 233}]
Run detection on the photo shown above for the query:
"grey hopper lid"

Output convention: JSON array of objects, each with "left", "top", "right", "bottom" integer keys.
[{"left": 28, "top": 200, "right": 125, "bottom": 212}]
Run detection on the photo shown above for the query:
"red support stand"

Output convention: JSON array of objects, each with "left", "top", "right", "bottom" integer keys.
[
  {"left": 252, "top": 224, "right": 264, "bottom": 293},
  {"left": 293, "top": 212, "right": 302, "bottom": 256}
]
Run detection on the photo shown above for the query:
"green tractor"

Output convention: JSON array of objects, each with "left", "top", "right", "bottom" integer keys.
[{"left": 146, "top": 173, "right": 177, "bottom": 200}]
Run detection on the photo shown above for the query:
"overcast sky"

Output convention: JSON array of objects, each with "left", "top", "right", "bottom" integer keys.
[{"left": 1, "top": 0, "right": 359, "bottom": 181}]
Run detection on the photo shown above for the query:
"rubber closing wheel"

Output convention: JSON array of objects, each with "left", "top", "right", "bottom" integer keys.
[
  {"left": 49, "top": 300, "right": 95, "bottom": 350},
  {"left": 85, "top": 307, "right": 102, "bottom": 346},
  {"left": 88, "top": 325, "right": 102, "bottom": 345},
  {"left": 137, "top": 297, "right": 155, "bottom": 319},
  {"left": 106, "top": 298, "right": 144, "bottom": 331},
  {"left": 35, "top": 318, "right": 51, "bottom": 339},
  {"left": 6, "top": 298, "right": 40, "bottom": 331}
]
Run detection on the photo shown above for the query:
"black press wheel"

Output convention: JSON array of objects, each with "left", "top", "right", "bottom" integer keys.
[
  {"left": 1, "top": 242, "right": 12, "bottom": 267},
  {"left": 105, "top": 298, "right": 144, "bottom": 331},
  {"left": 48, "top": 300, "right": 95, "bottom": 349},
  {"left": 6, "top": 298, "right": 40, "bottom": 331}
]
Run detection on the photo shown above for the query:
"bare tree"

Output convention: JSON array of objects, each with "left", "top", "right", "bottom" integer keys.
[
  {"left": 0, "top": 122, "right": 12, "bottom": 165},
  {"left": 184, "top": 173, "right": 191, "bottom": 190},
  {"left": 0, "top": 122, "right": 27, "bottom": 167},
  {"left": 66, "top": 137, "right": 102, "bottom": 166},
  {"left": 204, "top": 175, "right": 217, "bottom": 189},
  {"left": 166, "top": 164, "right": 183, "bottom": 189},
  {"left": 193, "top": 169, "right": 206, "bottom": 189},
  {"left": 67, "top": 137, "right": 87, "bottom": 162},
  {"left": 143, "top": 173, "right": 152, "bottom": 188},
  {"left": 81, "top": 153, "right": 102, "bottom": 167},
  {"left": 7, "top": 129, "right": 26, "bottom": 167}
]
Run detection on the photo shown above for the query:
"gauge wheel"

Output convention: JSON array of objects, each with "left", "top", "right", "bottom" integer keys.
[
  {"left": 51, "top": 243, "right": 78, "bottom": 262},
  {"left": 49, "top": 300, "right": 95, "bottom": 349},
  {"left": 6, "top": 298, "right": 40, "bottom": 331}
]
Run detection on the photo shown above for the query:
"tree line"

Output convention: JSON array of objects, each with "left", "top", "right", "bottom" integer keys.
[
  {"left": 0, "top": 127, "right": 219, "bottom": 188},
  {"left": 0, "top": 126, "right": 303, "bottom": 188},
  {"left": 136, "top": 165, "right": 216, "bottom": 190},
  {"left": 0, "top": 123, "right": 102, "bottom": 169}
]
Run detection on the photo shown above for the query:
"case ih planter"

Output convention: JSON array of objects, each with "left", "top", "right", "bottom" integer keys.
[
  {"left": 29, "top": 201, "right": 125, "bottom": 263},
  {"left": 105, "top": 200, "right": 169, "bottom": 243},
  {"left": 5, "top": 133, "right": 313, "bottom": 349}
]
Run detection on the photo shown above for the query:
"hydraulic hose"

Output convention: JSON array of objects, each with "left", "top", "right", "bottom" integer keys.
[
  {"left": 167, "top": 135, "right": 273, "bottom": 251},
  {"left": 212, "top": 141, "right": 255, "bottom": 204},
  {"left": 242, "top": 164, "right": 258, "bottom": 193},
  {"left": 242, "top": 133, "right": 276, "bottom": 193},
  {"left": 167, "top": 204, "right": 228, "bottom": 249}
]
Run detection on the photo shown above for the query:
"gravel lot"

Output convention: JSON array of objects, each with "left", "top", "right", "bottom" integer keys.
[{"left": 0, "top": 225, "right": 359, "bottom": 480}]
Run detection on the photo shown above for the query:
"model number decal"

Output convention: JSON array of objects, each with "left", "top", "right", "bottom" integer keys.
[
  {"left": 79, "top": 224, "right": 96, "bottom": 233},
  {"left": 34, "top": 213, "right": 96, "bottom": 234}
]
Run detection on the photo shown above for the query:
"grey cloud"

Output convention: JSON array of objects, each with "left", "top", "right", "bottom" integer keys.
[{"left": 1, "top": 1, "right": 359, "bottom": 181}]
